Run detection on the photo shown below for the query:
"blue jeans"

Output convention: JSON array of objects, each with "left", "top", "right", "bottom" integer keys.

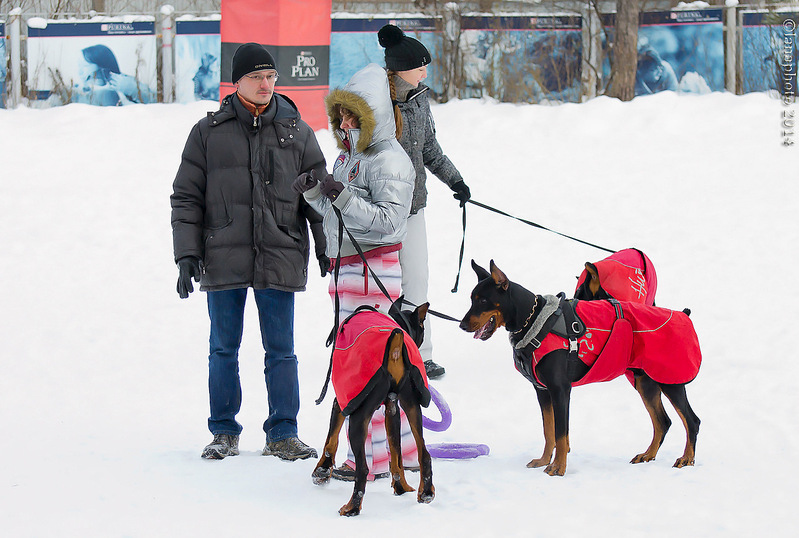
[{"left": 206, "top": 288, "right": 299, "bottom": 442}]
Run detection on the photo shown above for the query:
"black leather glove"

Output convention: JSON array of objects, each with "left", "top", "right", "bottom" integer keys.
[
  {"left": 451, "top": 180, "right": 471, "bottom": 207},
  {"left": 319, "top": 174, "right": 345, "bottom": 201},
  {"left": 318, "top": 254, "right": 331, "bottom": 277},
  {"left": 292, "top": 169, "right": 320, "bottom": 194},
  {"left": 177, "top": 256, "right": 202, "bottom": 299}
]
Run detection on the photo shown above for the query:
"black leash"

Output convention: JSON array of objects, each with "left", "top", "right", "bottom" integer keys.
[
  {"left": 314, "top": 208, "right": 345, "bottom": 405},
  {"left": 335, "top": 209, "right": 460, "bottom": 323},
  {"left": 450, "top": 199, "right": 617, "bottom": 293},
  {"left": 468, "top": 199, "right": 616, "bottom": 253}
]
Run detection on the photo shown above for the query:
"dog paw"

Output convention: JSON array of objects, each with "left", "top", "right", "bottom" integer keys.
[
  {"left": 312, "top": 467, "right": 331, "bottom": 485},
  {"left": 339, "top": 504, "right": 361, "bottom": 517},
  {"left": 630, "top": 453, "right": 656, "bottom": 464},
  {"left": 526, "top": 457, "right": 551, "bottom": 468},
  {"left": 544, "top": 463, "right": 566, "bottom": 476},
  {"left": 673, "top": 456, "right": 695, "bottom": 468},
  {"left": 418, "top": 489, "right": 435, "bottom": 504},
  {"left": 391, "top": 475, "right": 414, "bottom": 495}
]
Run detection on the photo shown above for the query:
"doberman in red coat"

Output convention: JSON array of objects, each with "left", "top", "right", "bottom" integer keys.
[
  {"left": 460, "top": 260, "right": 701, "bottom": 476},
  {"left": 312, "top": 296, "right": 433, "bottom": 516}
]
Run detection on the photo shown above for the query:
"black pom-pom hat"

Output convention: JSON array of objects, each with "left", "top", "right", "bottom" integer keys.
[{"left": 378, "top": 24, "right": 431, "bottom": 71}]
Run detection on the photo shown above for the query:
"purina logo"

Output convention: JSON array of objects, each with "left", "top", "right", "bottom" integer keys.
[
  {"left": 291, "top": 51, "right": 320, "bottom": 81},
  {"left": 670, "top": 10, "right": 712, "bottom": 23},
  {"left": 101, "top": 23, "right": 135, "bottom": 33}
]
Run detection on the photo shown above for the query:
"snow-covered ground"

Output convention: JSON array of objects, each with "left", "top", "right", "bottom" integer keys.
[{"left": 1, "top": 91, "right": 796, "bottom": 536}]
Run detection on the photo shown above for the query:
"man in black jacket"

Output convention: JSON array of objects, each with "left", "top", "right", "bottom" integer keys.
[{"left": 171, "top": 43, "right": 328, "bottom": 461}]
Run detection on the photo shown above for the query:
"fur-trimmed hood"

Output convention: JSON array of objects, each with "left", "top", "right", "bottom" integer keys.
[{"left": 325, "top": 63, "right": 396, "bottom": 154}]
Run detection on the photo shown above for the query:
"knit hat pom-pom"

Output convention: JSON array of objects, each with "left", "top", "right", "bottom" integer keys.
[{"left": 378, "top": 24, "right": 405, "bottom": 49}]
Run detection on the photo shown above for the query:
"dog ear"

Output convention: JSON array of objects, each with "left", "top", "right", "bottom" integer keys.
[
  {"left": 489, "top": 260, "right": 509, "bottom": 291},
  {"left": 585, "top": 263, "right": 601, "bottom": 296},
  {"left": 471, "top": 260, "right": 491, "bottom": 281},
  {"left": 415, "top": 302, "right": 429, "bottom": 324},
  {"left": 389, "top": 295, "right": 404, "bottom": 317}
]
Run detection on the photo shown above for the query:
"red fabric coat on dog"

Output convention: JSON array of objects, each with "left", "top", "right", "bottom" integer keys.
[
  {"left": 575, "top": 249, "right": 658, "bottom": 305},
  {"left": 331, "top": 310, "right": 428, "bottom": 416},
  {"left": 529, "top": 300, "right": 701, "bottom": 387}
]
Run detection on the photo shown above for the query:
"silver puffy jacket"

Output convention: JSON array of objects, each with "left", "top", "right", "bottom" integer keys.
[{"left": 304, "top": 63, "right": 415, "bottom": 258}]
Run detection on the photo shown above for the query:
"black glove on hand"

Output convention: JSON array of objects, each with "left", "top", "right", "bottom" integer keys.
[
  {"left": 319, "top": 174, "right": 345, "bottom": 201},
  {"left": 451, "top": 180, "right": 471, "bottom": 207},
  {"left": 177, "top": 256, "right": 202, "bottom": 299},
  {"left": 292, "top": 169, "right": 320, "bottom": 194},
  {"left": 318, "top": 254, "right": 331, "bottom": 277}
]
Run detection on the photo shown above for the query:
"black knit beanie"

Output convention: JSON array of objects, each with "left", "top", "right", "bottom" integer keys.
[
  {"left": 378, "top": 24, "right": 431, "bottom": 71},
  {"left": 231, "top": 42, "right": 277, "bottom": 83}
]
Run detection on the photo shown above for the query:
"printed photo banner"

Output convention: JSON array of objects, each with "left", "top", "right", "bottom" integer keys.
[
  {"left": 1, "top": 21, "right": 6, "bottom": 108},
  {"left": 459, "top": 15, "right": 583, "bottom": 103},
  {"left": 175, "top": 19, "right": 221, "bottom": 103},
  {"left": 27, "top": 20, "right": 157, "bottom": 106},
  {"left": 741, "top": 11, "right": 799, "bottom": 95},
  {"left": 602, "top": 9, "right": 725, "bottom": 96},
  {"left": 221, "top": 0, "right": 331, "bottom": 130},
  {"left": 330, "top": 17, "right": 442, "bottom": 94}
]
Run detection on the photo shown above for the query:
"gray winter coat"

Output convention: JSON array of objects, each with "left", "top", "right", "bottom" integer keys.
[
  {"left": 393, "top": 77, "right": 463, "bottom": 215},
  {"left": 304, "top": 63, "right": 414, "bottom": 259},
  {"left": 171, "top": 92, "right": 327, "bottom": 292}
]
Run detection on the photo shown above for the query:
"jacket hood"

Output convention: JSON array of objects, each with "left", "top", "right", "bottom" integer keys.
[{"left": 325, "top": 63, "right": 396, "bottom": 153}]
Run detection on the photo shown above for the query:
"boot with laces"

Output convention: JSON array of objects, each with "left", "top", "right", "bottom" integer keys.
[
  {"left": 201, "top": 433, "right": 240, "bottom": 460},
  {"left": 424, "top": 359, "right": 445, "bottom": 379},
  {"left": 262, "top": 436, "right": 318, "bottom": 461}
]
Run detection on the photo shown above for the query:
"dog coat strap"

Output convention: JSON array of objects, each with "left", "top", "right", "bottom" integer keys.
[
  {"left": 513, "top": 347, "right": 546, "bottom": 389},
  {"left": 608, "top": 298, "right": 624, "bottom": 319}
]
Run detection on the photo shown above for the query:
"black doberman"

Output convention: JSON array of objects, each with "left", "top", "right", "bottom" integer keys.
[
  {"left": 459, "top": 260, "right": 701, "bottom": 476},
  {"left": 312, "top": 297, "right": 434, "bottom": 516}
]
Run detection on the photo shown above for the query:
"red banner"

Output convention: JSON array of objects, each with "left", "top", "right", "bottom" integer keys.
[{"left": 220, "top": 0, "right": 331, "bottom": 130}]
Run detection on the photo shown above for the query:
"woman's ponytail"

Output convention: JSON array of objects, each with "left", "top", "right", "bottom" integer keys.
[{"left": 387, "top": 70, "right": 403, "bottom": 140}]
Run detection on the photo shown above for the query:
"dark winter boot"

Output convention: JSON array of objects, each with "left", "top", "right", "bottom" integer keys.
[
  {"left": 201, "top": 433, "right": 240, "bottom": 460},
  {"left": 262, "top": 436, "right": 318, "bottom": 461},
  {"left": 424, "top": 359, "right": 445, "bottom": 379}
]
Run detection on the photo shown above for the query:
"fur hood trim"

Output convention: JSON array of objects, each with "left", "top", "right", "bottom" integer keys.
[{"left": 325, "top": 63, "right": 395, "bottom": 154}]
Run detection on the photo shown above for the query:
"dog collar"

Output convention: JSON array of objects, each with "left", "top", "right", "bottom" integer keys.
[{"left": 512, "top": 295, "right": 538, "bottom": 336}]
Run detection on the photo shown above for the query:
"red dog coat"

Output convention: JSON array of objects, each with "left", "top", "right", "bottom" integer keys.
[
  {"left": 526, "top": 300, "right": 701, "bottom": 387},
  {"left": 575, "top": 248, "right": 658, "bottom": 305},
  {"left": 331, "top": 310, "right": 428, "bottom": 416}
]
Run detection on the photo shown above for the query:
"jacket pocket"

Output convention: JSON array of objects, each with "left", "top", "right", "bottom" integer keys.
[{"left": 274, "top": 203, "right": 304, "bottom": 242}]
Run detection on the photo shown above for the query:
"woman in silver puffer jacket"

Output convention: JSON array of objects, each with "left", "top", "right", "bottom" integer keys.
[{"left": 293, "top": 63, "right": 420, "bottom": 480}]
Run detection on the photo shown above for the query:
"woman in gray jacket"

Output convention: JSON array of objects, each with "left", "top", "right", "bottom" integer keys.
[{"left": 378, "top": 24, "right": 472, "bottom": 379}]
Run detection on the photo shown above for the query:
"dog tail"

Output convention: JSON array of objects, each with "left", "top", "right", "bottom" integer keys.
[{"left": 682, "top": 308, "right": 691, "bottom": 317}]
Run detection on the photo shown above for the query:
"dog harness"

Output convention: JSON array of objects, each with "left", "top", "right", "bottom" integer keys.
[
  {"left": 512, "top": 296, "right": 701, "bottom": 388},
  {"left": 331, "top": 307, "right": 429, "bottom": 416}
]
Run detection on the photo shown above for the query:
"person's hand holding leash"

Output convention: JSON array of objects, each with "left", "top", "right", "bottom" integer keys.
[
  {"left": 319, "top": 174, "right": 345, "bottom": 201},
  {"left": 450, "top": 180, "right": 471, "bottom": 207},
  {"left": 177, "top": 256, "right": 202, "bottom": 298},
  {"left": 292, "top": 169, "right": 320, "bottom": 194}
]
